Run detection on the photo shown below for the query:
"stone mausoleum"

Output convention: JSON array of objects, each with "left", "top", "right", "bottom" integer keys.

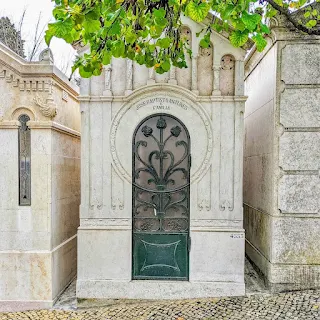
[
  {"left": 77, "top": 16, "right": 248, "bottom": 300},
  {"left": 0, "top": 43, "right": 80, "bottom": 311}
]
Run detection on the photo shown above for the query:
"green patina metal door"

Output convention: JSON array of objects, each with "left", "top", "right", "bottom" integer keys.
[{"left": 132, "top": 114, "right": 191, "bottom": 280}]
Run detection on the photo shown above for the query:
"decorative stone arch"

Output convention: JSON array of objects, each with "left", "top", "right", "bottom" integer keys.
[
  {"left": 10, "top": 107, "right": 36, "bottom": 122},
  {"left": 110, "top": 84, "right": 213, "bottom": 185}
]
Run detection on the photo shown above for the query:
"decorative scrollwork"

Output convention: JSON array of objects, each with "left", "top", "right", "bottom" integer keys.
[
  {"left": 133, "top": 114, "right": 190, "bottom": 233},
  {"left": 34, "top": 94, "right": 57, "bottom": 118}
]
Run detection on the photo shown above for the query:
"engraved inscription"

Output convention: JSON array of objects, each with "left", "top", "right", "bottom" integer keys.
[
  {"left": 230, "top": 234, "right": 244, "bottom": 239},
  {"left": 136, "top": 97, "right": 188, "bottom": 111}
]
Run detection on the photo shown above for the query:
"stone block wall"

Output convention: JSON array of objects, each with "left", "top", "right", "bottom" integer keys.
[
  {"left": 244, "top": 20, "right": 320, "bottom": 291},
  {"left": 0, "top": 43, "right": 80, "bottom": 311}
]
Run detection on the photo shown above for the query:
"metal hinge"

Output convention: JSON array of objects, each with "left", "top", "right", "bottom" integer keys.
[{"left": 188, "top": 236, "right": 191, "bottom": 252}]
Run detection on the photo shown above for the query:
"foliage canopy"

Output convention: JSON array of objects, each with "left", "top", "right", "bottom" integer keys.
[{"left": 46, "top": 0, "right": 320, "bottom": 78}]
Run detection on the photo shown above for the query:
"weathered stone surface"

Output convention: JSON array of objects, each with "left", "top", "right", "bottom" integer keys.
[
  {"left": 278, "top": 175, "right": 319, "bottom": 214},
  {"left": 281, "top": 44, "right": 320, "bottom": 85},
  {"left": 272, "top": 217, "right": 320, "bottom": 264},
  {"left": 279, "top": 132, "right": 320, "bottom": 171},
  {"left": 243, "top": 205, "right": 272, "bottom": 262},
  {"left": 280, "top": 88, "right": 320, "bottom": 128},
  {"left": 245, "top": 30, "right": 320, "bottom": 292},
  {"left": 243, "top": 154, "right": 274, "bottom": 214}
]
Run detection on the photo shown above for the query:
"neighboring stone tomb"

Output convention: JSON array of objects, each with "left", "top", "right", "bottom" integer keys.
[
  {"left": 244, "top": 15, "right": 320, "bottom": 291},
  {"left": 0, "top": 44, "right": 80, "bottom": 311},
  {"left": 77, "top": 16, "right": 247, "bottom": 301}
]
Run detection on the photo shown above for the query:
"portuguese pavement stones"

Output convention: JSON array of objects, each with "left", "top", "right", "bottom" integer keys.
[{"left": 1, "top": 289, "right": 319, "bottom": 320}]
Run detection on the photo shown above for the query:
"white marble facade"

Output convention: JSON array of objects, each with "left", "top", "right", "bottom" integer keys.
[
  {"left": 0, "top": 44, "right": 80, "bottom": 311},
  {"left": 77, "top": 16, "right": 247, "bottom": 300},
  {"left": 244, "top": 17, "right": 320, "bottom": 291}
]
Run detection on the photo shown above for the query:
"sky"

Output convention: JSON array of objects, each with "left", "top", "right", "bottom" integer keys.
[{"left": 1, "top": 0, "right": 76, "bottom": 76}]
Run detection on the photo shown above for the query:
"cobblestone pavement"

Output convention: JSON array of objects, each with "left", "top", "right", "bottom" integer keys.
[
  {"left": 1, "top": 261, "right": 320, "bottom": 319},
  {"left": 1, "top": 289, "right": 320, "bottom": 320}
]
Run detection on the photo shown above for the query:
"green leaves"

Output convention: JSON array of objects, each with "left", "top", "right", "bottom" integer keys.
[
  {"left": 199, "top": 32, "right": 211, "bottom": 48},
  {"left": 252, "top": 34, "right": 267, "bottom": 52},
  {"left": 47, "top": 0, "right": 316, "bottom": 79},
  {"left": 156, "top": 37, "right": 171, "bottom": 49},
  {"left": 186, "top": 1, "right": 210, "bottom": 22},
  {"left": 241, "top": 11, "right": 261, "bottom": 31},
  {"left": 230, "top": 30, "right": 249, "bottom": 47},
  {"left": 45, "top": 18, "right": 76, "bottom": 45}
]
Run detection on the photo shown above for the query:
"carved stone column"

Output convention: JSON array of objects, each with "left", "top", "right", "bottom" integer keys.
[
  {"left": 212, "top": 65, "right": 221, "bottom": 96},
  {"left": 147, "top": 67, "right": 156, "bottom": 84},
  {"left": 168, "top": 66, "right": 177, "bottom": 85},
  {"left": 125, "top": 60, "right": 133, "bottom": 95},
  {"left": 103, "top": 65, "right": 112, "bottom": 96},
  {"left": 191, "top": 56, "right": 199, "bottom": 94}
]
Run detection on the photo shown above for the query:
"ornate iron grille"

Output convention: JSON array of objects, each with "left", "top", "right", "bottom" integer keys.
[
  {"left": 18, "top": 114, "right": 31, "bottom": 206},
  {"left": 132, "top": 114, "right": 191, "bottom": 280}
]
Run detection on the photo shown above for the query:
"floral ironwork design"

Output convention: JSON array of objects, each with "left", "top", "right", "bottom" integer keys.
[{"left": 133, "top": 114, "right": 190, "bottom": 233}]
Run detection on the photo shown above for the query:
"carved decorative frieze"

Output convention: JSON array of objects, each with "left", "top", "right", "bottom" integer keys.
[{"left": 0, "top": 67, "right": 51, "bottom": 92}]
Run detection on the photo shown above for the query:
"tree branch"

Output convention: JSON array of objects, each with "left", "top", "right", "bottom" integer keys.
[{"left": 265, "top": 0, "right": 320, "bottom": 35}]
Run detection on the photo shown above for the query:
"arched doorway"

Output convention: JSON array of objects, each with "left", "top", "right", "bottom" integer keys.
[{"left": 132, "top": 114, "right": 191, "bottom": 280}]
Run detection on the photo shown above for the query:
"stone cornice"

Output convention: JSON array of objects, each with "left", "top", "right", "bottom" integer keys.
[
  {"left": 0, "top": 119, "right": 80, "bottom": 137},
  {"left": 0, "top": 43, "right": 79, "bottom": 98},
  {"left": 79, "top": 84, "right": 248, "bottom": 103},
  {"left": 26, "top": 121, "right": 80, "bottom": 138}
]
